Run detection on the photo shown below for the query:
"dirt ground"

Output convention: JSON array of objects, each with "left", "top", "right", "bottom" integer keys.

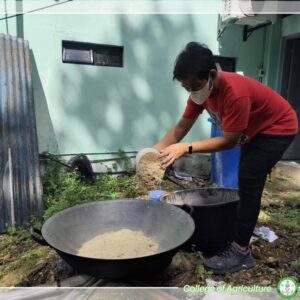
[{"left": 0, "top": 164, "right": 299, "bottom": 287}]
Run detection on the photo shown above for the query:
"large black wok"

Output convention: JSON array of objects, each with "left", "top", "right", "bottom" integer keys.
[{"left": 32, "top": 199, "right": 195, "bottom": 279}]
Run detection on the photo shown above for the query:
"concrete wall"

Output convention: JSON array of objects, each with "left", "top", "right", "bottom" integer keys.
[
  {"left": 0, "top": 1, "right": 276, "bottom": 156},
  {"left": 282, "top": 14, "right": 300, "bottom": 38},
  {"left": 219, "top": 23, "right": 265, "bottom": 81},
  {"left": 0, "top": 0, "right": 17, "bottom": 35},
  {"left": 219, "top": 15, "right": 300, "bottom": 94},
  {"left": 263, "top": 20, "right": 282, "bottom": 91},
  {"left": 12, "top": 12, "right": 221, "bottom": 154}
]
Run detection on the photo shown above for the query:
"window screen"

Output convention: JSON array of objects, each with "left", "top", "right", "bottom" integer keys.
[
  {"left": 213, "top": 56, "right": 236, "bottom": 72},
  {"left": 62, "top": 40, "right": 123, "bottom": 67}
]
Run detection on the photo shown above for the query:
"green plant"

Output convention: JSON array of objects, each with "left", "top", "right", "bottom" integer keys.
[
  {"left": 1, "top": 226, "right": 33, "bottom": 250},
  {"left": 285, "top": 194, "right": 300, "bottom": 208},
  {"left": 192, "top": 250, "right": 204, "bottom": 260},
  {"left": 269, "top": 209, "right": 300, "bottom": 229},
  {"left": 116, "top": 149, "right": 133, "bottom": 173},
  {"left": 191, "top": 250, "right": 214, "bottom": 280},
  {"left": 223, "top": 272, "right": 233, "bottom": 282},
  {"left": 29, "top": 216, "right": 43, "bottom": 231},
  {"left": 278, "top": 268, "right": 287, "bottom": 278},
  {"left": 23, "top": 248, "right": 47, "bottom": 260},
  {"left": 7, "top": 226, "right": 18, "bottom": 236},
  {"left": 43, "top": 172, "right": 98, "bottom": 220},
  {"left": 0, "top": 246, "right": 48, "bottom": 280},
  {"left": 42, "top": 166, "right": 139, "bottom": 220}
]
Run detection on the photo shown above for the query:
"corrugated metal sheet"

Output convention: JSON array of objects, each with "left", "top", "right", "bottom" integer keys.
[{"left": 0, "top": 34, "right": 43, "bottom": 233}]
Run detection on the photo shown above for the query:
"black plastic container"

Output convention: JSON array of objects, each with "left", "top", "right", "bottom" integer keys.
[{"left": 160, "top": 188, "right": 239, "bottom": 254}]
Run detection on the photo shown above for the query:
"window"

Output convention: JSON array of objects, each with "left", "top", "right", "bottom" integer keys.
[
  {"left": 213, "top": 56, "right": 236, "bottom": 72},
  {"left": 62, "top": 40, "right": 123, "bottom": 67}
]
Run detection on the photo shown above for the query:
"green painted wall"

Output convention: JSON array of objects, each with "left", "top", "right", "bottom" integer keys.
[
  {"left": 219, "top": 23, "right": 265, "bottom": 81},
  {"left": 1, "top": 1, "right": 272, "bottom": 155},
  {"left": 20, "top": 13, "right": 221, "bottom": 154},
  {"left": 219, "top": 15, "right": 300, "bottom": 95},
  {"left": 0, "top": 0, "right": 17, "bottom": 35},
  {"left": 282, "top": 15, "right": 300, "bottom": 38},
  {"left": 263, "top": 20, "right": 282, "bottom": 91}
]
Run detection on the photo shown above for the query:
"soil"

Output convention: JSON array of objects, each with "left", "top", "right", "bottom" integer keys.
[
  {"left": 0, "top": 163, "right": 299, "bottom": 287},
  {"left": 136, "top": 152, "right": 165, "bottom": 190},
  {"left": 77, "top": 229, "right": 158, "bottom": 259}
]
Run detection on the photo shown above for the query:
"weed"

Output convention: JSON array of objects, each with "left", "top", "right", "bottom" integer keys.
[
  {"left": 29, "top": 216, "right": 43, "bottom": 231},
  {"left": 192, "top": 250, "right": 205, "bottom": 261},
  {"left": 0, "top": 246, "right": 48, "bottom": 280},
  {"left": 223, "top": 272, "right": 232, "bottom": 282},
  {"left": 285, "top": 194, "right": 300, "bottom": 208},
  {"left": 278, "top": 268, "right": 287, "bottom": 278},
  {"left": 290, "top": 258, "right": 300, "bottom": 272},
  {"left": 7, "top": 226, "right": 18, "bottom": 236},
  {"left": 191, "top": 250, "right": 214, "bottom": 280},
  {"left": 116, "top": 149, "right": 134, "bottom": 173},
  {"left": 42, "top": 166, "right": 139, "bottom": 220},
  {"left": 195, "top": 263, "right": 206, "bottom": 279},
  {"left": 4, "top": 226, "right": 33, "bottom": 248},
  {"left": 23, "top": 248, "right": 47, "bottom": 260},
  {"left": 205, "top": 270, "right": 214, "bottom": 279},
  {"left": 269, "top": 209, "right": 300, "bottom": 229}
]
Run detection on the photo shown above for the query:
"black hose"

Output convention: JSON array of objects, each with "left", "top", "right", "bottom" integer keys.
[{"left": 39, "top": 153, "right": 132, "bottom": 175}]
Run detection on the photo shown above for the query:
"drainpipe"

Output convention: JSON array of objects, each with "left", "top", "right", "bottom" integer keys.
[
  {"left": 4, "top": 0, "right": 9, "bottom": 34},
  {"left": 16, "top": 0, "right": 24, "bottom": 38}
]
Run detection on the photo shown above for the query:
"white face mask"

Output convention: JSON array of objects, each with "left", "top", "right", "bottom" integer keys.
[{"left": 190, "top": 77, "right": 213, "bottom": 105}]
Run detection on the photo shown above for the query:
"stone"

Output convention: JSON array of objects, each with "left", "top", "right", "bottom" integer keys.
[
  {"left": 290, "top": 258, "right": 300, "bottom": 272},
  {"left": 169, "top": 251, "right": 196, "bottom": 272},
  {"left": 258, "top": 211, "right": 270, "bottom": 222},
  {"left": 261, "top": 279, "right": 271, "bottom": 286},
  {"left": 265, "top": 257, "right": 279, "bottom": 268}
]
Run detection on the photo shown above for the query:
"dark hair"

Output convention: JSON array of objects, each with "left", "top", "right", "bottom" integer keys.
[{"left": 173, "top": 42, "right": 216, "bottom": 81}]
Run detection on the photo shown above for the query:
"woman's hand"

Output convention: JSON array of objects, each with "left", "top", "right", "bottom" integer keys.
[{"left": 159, "top": 143, "right": 188, "bottom": 169}]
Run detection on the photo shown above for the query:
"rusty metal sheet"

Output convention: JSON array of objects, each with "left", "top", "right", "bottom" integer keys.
[{"left": 0, "top": 34, "right": 43, "bottom": 233}]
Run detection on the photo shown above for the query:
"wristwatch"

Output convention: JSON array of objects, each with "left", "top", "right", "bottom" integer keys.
[{"left": 188, "top": 142, "right": 193, "bottom": 154}]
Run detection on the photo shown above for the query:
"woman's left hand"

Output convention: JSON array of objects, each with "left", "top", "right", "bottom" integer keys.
[{"left": 159, "top": 143, "right": 188, "bottom": 169}]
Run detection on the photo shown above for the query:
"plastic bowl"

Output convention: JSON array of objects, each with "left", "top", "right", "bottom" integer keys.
[{"left": 135, "top": 147, "right": 160, "bottom": 166}]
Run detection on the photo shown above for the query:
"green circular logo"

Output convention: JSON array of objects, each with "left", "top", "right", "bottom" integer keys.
[{"left": 277, "top": 276, "right": 299, "bottom": 299}]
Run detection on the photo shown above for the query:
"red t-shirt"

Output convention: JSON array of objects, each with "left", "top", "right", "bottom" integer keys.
[{"left": 183, "top": 72, "right": 298, "bottom": 142}]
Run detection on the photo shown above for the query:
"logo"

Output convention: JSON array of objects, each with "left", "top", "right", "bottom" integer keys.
[{"left": 277, "top": 276, "right": 299, "bottom": 299}]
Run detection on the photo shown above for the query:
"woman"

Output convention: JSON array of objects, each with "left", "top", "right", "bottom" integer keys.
[{"left": 153, "top": 42, "right": 298, "bottom": 274}]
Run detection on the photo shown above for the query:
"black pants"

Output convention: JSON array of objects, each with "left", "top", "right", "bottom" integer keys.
[{"left": 234, "top": 134, "right": 296, "bottom": 246}]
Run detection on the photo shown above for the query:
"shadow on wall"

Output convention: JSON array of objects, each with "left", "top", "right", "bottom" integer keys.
[
  {"left": 56, "top": 14, "right": 205, "bottom": 153},
  {"left": 30, "top": 50, "right": 59, "bottom": 154},
  {"left": 218, "top": 23, "right": 265, "bottom": 80}
]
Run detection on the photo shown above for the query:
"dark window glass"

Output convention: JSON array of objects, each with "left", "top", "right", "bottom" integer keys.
[{"left": 62, "top": 40, "right": 123, "bottom": 67}]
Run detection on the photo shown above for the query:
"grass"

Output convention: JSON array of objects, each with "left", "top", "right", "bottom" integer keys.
[
  {"left": 0, "top": 155, "right": 140, "bottom": 283},
  {"left": 268, "top": 209, "right": 300, "bottom": 229},
  {"left": 0, "top": 247, "right": 49, "bottom": 280},
  {"left": 285, "top": 194, "right": 300, "bottom": 208},
  {"left": 41, "top": 161, "right": 139, "bottom": 220},
  {"left": 0, "top": 228, "right": 48, "bottom": 281},
  {"left": 191, "top": 250, "right": 214, "bottom": 281}
]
